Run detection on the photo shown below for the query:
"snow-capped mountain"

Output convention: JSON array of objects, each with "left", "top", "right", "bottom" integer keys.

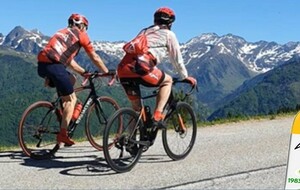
[
  {"left": 0, "top": 26, "right": 126, "bottom": 56},
  {"left": 0, "top": 26, "right": 49, "bottom": 54},
  {"left": 2, "top": 26, "right": 300, "bottom": 111},
  {"left": 1, "top": 26, "right": 300, "bottom": 74},
  {"left": 92, "top": 40, "right": 125, "bottom": 59},
  {"left": 182, "top": 33, "right": 300, "bottom": 73}
]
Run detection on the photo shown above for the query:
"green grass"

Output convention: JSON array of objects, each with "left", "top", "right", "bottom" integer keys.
[
  {"left": 0, "top": 145, "right": 20, "bottom": 152},
  {"left": 198, "top": 111, "right": 296, "bottom": 127}
]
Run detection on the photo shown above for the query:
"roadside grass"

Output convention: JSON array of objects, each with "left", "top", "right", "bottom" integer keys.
[
  {"left": 197, "top": 111, "right": 296, "bottom": 127},
  {"left": 1, "top": 112, "right": 297, "bottom": 152},
  {"left": 0, "top": 145, "right": 20, "bottom": 152}
]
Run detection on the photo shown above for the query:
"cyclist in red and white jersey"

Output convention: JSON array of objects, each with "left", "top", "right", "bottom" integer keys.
[
  {"left": 118, "top": 7, "right": 197, "bottom": 127},
  {"left": 37, "top": 13, "right": 109, "bottom": 145}
]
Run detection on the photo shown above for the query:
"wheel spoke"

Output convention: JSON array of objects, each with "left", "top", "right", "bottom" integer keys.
[
  {"left": 18, "top": 101, "right": 61, "bottom": 159},
  {"left": 103, "top": 108, "right": 144, "bottom": 173},
  {"left": 162, "top": 102, "right": 197, "bottom": 160}
]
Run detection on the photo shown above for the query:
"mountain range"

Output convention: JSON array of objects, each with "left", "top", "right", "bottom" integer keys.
[{"left": 1, "top": 26, "right": 300, "bottom": 120}]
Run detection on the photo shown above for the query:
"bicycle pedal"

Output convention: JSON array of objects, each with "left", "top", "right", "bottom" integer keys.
[{"left": 142, "top": 145, "right": 150, "bottom": 152}]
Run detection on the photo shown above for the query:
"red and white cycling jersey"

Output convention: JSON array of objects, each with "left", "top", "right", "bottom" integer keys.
[
  {"left": 119, "top": 25, "right": 187, "bottom": 79},
  {"left": 37, "top": 27, "right": 94, "bottom": 65},
  {"left": 142, "top": 25, "right": 188, "bottom": 79}
]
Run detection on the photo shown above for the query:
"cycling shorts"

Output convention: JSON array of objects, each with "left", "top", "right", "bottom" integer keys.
[
  {"left": 37, "top": 62, "right": 74, "bottom": 96},
  {"left": 117, "top": 54, "right": 165, "bottom": 100}
]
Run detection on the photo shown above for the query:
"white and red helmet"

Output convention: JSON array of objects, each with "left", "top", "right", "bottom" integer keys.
[
  {"left": 154, "top": 7, "right": 176, "bottom": 25},
  {"left": 68, "top": 14, "right": 89, "bottom": 29}
]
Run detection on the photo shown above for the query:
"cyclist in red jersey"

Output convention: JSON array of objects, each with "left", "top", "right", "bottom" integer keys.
[
  {"left": 118, "top": 7, "right": 197, "bottom": 127},
  {"left": 37, "top": 13, "right": 109, "bottom": 145}
]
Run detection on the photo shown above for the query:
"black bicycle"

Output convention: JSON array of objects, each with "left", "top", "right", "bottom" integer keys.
[
  {"left": 18, "top": 70, "right": 120, "bottom": 159},
  {"left": 103, "top": 78, "right": 198, "bottom": 173}
]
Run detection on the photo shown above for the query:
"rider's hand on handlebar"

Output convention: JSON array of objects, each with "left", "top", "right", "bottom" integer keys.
[
  {"left": 185, "top": 76, "right": 197, "bottom": 87},
  {"left": 81, "top": 71, "right": 91, "bottom": 78},
  {"left": 108, "top": 69, "right": 116, "bottom": 75}
]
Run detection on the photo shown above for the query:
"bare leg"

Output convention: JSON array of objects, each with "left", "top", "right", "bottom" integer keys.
[
  {"left": 56, "top": 92, "right": 77, "bottom": 145},
  {"left": 155, "top": 74, "right": 172, "bottom": 113},
  {"left": 60, "top": 73, "right": 77, "bottom": 129},
  {"left": 61, "top": 92, "right": 77, "bottom": 129}
]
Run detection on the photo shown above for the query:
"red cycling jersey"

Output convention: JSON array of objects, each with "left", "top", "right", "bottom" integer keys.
[{"left": 37, "top": 27, "right": 94, "bottom": 65}]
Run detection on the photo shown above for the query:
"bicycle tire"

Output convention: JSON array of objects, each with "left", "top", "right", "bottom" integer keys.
[
  {"left": 103, "top": 108, "right": 144, "bottom": 173},
  {"left": 85, "top": 96, "right": 120, "bottom": 151},
  {"left": 18, "top": 101, "right": 61, "bottom": 159},
  {"left": 162, "top": 102, "right": 197, "bottom": 160}
]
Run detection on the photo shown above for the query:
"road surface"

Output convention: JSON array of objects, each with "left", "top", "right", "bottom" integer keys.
[{"left": 0, "top": 116, "right": 293, "bottom": 189}]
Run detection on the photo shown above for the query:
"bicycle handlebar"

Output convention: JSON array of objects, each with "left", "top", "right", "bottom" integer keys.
[
  {"left": 172, "top": 78, "right": 198, "bottom": 96},
  {"left": 81, "top": 70, "right": 117, "bottom": 86},
  {"left": 146, "top": 78, "right": 198, "bottom": 101}
]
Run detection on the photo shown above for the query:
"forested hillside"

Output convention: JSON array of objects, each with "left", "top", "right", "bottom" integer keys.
[
  {"left": 0, "top": 50, "right": 127, "bottom": 147},
  {"left": 0, "top": 51, "right": 53, "bottom": 146},
  {"left": 1, "top": 25, "right": 300, "bottom": 149},
  {"left": 208, "top": 57, "right": 300, "bottom": 120}
]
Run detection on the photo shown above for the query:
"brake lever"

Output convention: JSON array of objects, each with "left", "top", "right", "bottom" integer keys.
[
  {"left": 81, "top": 72, "right": 94, "bottom": 86},
  {"left": 81, "top": 76, "right": 90, "bottom": 86},
  {"left": 108, "top": 76, "right": 115, "bottom": 86}
]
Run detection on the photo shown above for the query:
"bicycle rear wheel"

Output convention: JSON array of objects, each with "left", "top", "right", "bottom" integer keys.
[
  {"left": 103, "top": 108, "right": 144, "bottom": 173},
  {"left": 85, "top": 96, "right": 120, "bottom": 151},
  {"left": 162, "top": 102, "right": 197, "bottom": 160},
  {"left": 18, "top": 101, "right": 61, "bottom": 159}
]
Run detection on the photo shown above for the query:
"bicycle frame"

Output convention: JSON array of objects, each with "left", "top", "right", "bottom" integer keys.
[
  {"left": 18, "top": 71, "right": 119, "bottom": 159},
  {"left": 64, "top": 73, "right": 116, "bottom": 136},
  {"left": 102, "top": 77, "right": 198, "bottom": 172},
  {"left": 38, "top": 72, "right": 116, "bottom": 140},
  {"left": 139, "top": 78, "right": 197, "bottom": 123},
  {"left": 131, "top": 78, "right": 197, "bottom": 146}
]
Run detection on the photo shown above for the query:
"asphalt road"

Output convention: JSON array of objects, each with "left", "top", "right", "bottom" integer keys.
[{"left": 0, "top": 116, "right": 293, "bottom": 189}]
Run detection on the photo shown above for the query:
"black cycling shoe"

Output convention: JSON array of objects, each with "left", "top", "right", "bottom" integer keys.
[{"left": 152, "top": 119, "right": 166, "bottom": 130}]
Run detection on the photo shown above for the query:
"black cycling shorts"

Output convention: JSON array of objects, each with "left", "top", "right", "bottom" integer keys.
[
  {"left": 37, "top": 62, "right": 74, "bottom": 96},
  {"left": 119, "top": 72, "right": 165, "bottom": 100}
]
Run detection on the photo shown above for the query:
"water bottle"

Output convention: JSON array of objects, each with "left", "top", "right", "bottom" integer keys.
[{"left": 72, "top": 103, "right": 83, "bottom": 120}]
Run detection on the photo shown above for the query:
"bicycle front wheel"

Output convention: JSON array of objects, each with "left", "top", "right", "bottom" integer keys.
[
  {"left": 18, "top": 101, "right": 61, "bottom": 159},
  {"left": 103, "top": 108, "right": 144, "bottom": 173},
  {"left": 162, "top": 102, "right": 197, "bottom": 160},
  {"left": 85, "top": 96, "right": 120, "bottom": 151}
]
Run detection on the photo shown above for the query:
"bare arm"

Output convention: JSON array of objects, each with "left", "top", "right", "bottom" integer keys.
[
  {"left": 88, "top": 51, "right": 109, "bottom": 73},
  {"left": 68, "top": 59, "right": 86, "bottom": 75}
]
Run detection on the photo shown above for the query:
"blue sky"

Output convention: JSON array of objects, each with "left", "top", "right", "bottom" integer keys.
[{"left": 1, "top": 0, "right": 299, "bottom": 44}]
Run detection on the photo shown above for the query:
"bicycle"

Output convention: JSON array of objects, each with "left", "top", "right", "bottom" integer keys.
[
  {"left": 18, "top": 70, "right": 120, "bottom": 159},
  {"left": 103, "top": 78, "right": 198, "bottom": 173}
]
